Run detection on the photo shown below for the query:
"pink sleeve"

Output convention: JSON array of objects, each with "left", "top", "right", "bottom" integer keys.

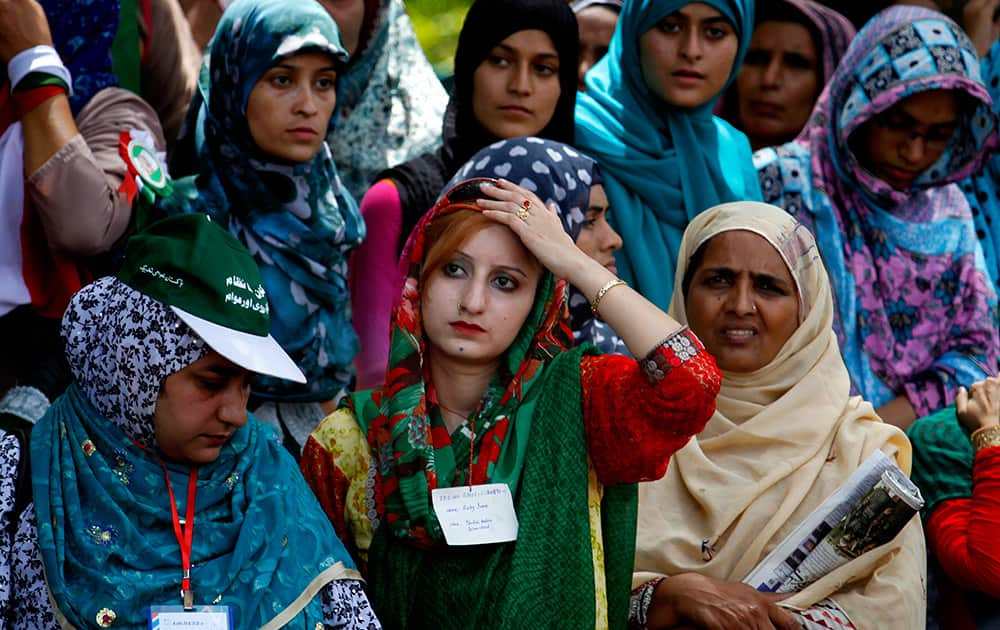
[{"left": 351, "top": 180, "right": 405, "bottom": 391}]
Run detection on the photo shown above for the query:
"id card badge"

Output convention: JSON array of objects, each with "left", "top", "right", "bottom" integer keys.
[
  {"left": 431, "top": 482, "right": 519, "bottom": 545},
  {"left": 149, "top": 606, "right": 232, "bottom": 629}
]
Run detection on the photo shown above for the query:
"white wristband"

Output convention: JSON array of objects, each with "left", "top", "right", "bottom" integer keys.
[{"left": 7, "top": 45, "right": 73, "bottom": 95}]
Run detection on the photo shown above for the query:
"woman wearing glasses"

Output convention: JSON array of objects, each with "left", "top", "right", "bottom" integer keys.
[{"left": 755, "top": 6, "right": 999, "bottom": 430}]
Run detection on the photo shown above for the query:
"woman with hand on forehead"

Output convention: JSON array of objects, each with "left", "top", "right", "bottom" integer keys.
[
  {"left": 302, "top": 171, "right": 721, "bottom": 628},
  {"left": 445, "top": 136, "right": 628, "bottom": 355},
  {"left": 351, "top": 0, "right": 579, "bottom": 391}
]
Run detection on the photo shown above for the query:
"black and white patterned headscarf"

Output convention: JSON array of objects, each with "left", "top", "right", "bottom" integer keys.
[{"left": 61, "top": 277, "right": 208, "bottom": 447}]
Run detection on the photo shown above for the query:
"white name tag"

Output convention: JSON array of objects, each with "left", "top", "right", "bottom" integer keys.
[
  {"left": 431, "top": 482, "right": 519, "bottom": 546},
  {"left": 149, "top": 606, "right": 232, "bottom": 629}
]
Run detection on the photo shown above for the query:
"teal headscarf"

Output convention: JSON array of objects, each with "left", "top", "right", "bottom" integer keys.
[
  {"left": 162, "top": 0, "right": 365, "bottom": 402},
  {"left": 31, "top": 277, "right": 357, "bottom": 628},
  {"left": 575, "top": 0, "right": 761, "bottom": 308}
]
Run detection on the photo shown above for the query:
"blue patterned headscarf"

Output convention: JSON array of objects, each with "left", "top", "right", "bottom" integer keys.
[
  {"left": 162, "top": 0, "right": 365, "bottom": 402},
  {"left": 446, "top": 137, "right": 629, "bottom": 355},
  {"left": 755, "top": 6, "right": 998, "bottom": 416},
  {"left": 575, "top": 0, "right": 762, "bottom": 309},
  {"left": 39, "top": 0, "right": 119, "bottom": 115},
  {"left": 31, "top": 277, "right": 356, "bottom": 628}
]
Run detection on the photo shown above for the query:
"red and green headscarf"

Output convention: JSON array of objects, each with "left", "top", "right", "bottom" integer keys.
[{"left": 351, "top": 180, "right": 574, "bottom": 547}]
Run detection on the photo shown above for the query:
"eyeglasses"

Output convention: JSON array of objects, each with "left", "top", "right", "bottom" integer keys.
[{"left": 871, "top": 110, "right": 958, "bottom": 150}]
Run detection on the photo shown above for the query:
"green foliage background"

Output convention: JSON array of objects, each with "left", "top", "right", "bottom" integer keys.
[{"left": 406, "top": 0, "right": 471, "bottom": 77}]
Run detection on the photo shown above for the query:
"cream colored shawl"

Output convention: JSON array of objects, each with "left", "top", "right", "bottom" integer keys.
[{"left": 634, "top": 202, "right": 925, "bottom": 627}]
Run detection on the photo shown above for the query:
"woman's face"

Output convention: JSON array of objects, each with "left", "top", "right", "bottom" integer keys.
[
  {"left": 318, "top": 0, "right": 365, "bottom": 56},
  {"left": 472, "top": 29, "right": 563, "bottom": 139},
  {"left": 577, "top": 6, "right": 619, "bottom": 91},
  {"left": 639, "top": 2, "right": 739, "bottom": 109},
  {"left": 246, "top": 51, "right": 339, "bottom": 163},
  {"left": 421, "top": 224, "right": 541, "bottom": 369},
  {"left": 736, "top": 20, "right": 819, "bottom": 148},
  {"left": 685, "top": 231, "right": 799, "bottom": 373},
  {"left": 574, "top": 184, "right": 622, "bottom": 275},
  {"left": 850, "top": 89, "right": 960, "bottom": 190},
  {"left": 153, "top": 351, "right": 251, "bottom": 465}
]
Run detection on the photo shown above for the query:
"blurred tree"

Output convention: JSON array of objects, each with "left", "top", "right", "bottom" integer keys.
[{"left": 407, "top": 0, "right": 470, "bottom": 79}]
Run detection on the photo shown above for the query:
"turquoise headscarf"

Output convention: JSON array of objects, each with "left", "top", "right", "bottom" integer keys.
[
  {"left": 162, "top": 0, "right": 365, "bottom": 402},
  {"left": 31, "top": 278, "right": 357, "bottom": 628},
  {"left": 576, "top": 0, "right": 761, "bottom": 308}
]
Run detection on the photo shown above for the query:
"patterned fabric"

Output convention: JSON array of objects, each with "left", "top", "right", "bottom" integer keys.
[
  {"left": 32, "top": 385, "right": 360, "bottom": 628},
  {"left": 322, "top": 579, "right": 383, "bottom": 629},
  {"left": 163, "top": 0, "right": 364, "bottom": 402},
  {"left": 445, "top": 137, "right": 629, "bottom": 355},
  {"left": 351, "top": 187, "right": 575, "bottom": 546},
  {"left": 575, "top": 0, "right": 763, "bottom": 309},
  {"left": 38, "top": 0, "right": 119, "bottom": 115},
  {"left": 908, "top": 405, "right": 974, "bottom": 520},
  {"left": 30, "top": 274, "right": 362, "bottom": 627},
  {"left": 61, "top": 277, "right": 206, "bottom": 448},
  {"left": 963, "top": 39, "right": 1000, "bottom": 287},
  {"left": 360, "top": 346, "right": 639, "bottom": 630},
  {"left": 755, "top": 6, "right": 999, "bottom": 415},
  {"left": 331, "top": 0, "right": 448, "bottom": 200}
]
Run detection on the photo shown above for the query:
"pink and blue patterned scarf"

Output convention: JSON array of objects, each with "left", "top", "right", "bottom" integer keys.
[{"left": 755, "top": 6, "right": 999, "bottom": 416}]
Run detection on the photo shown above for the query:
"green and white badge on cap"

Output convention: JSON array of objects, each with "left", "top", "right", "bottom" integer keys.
[{"left": 117, "top": 213, "right": 306, "bottom": 383}]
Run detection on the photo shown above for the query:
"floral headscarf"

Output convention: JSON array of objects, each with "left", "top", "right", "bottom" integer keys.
[
  {"left": 35, "top": 279, "right": 357, "bottom": 629},
  {"left": 163, "top": 0, "right": 364, "bottom": 402},
  {"left": 61, "top": 276, "right": 206, "bottom": 447},
  {"left": 352, "top": 183, "right": 574, "bottom": 546},
  {"left": 755, "top": 6, "right": 999, "bottom": 415},
  {"left": 446, "top": 137, "right": 629, "bottom": 355}
]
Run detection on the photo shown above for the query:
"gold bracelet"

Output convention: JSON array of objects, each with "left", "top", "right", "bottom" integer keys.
[
  {"left": 971, "top": 425, "right": 1000, "bottom": 453},
  {"left": 591, "top": 278, "right": 627, "bottom": 315}
]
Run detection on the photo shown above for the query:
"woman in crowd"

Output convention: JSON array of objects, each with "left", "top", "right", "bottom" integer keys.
[
  {"left": 721, "top": 0, "right": 855, "bottom": 150},
  {"left": 631, "top": 201, "right": 925, "bottom": 630},
  {"left": 446, "top": 136, "right": 628, "bottom": 355},
  {"left": 318, "top": 0, "right": 449, "bottom": 200},
  {"left": 351, "top": 0, "right": 579, "bottom": 389},
  {"left": 755, "top": 6, "right": 998, "bottom": 429},
  {"left": 159, "top": 0, "right": 364, "bottom": 452},
  {"left": 572, "top": 0, "right": 623, "bottom": 91},
  {"left": 2, "top": 214, "right": 378, "bottom": 627},
  {"left": 302, "top": 176, "right": 721, "bottom": 628},
  {"left": 0, "top": 0, "right": 167, "bottom": 424},
  {"left": 909, "top": 376, "right": 1000, "bottom": 628},
  {"left": 575, "top": 0, "right": 762, "bottom": 309}
]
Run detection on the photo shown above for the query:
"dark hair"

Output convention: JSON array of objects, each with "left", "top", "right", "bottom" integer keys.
[
  {"left": 453, "top": 0, "right": 580, "bottom": 148},
  {"left": 681, "top": 239, "right": 712, "bottom": 299}
]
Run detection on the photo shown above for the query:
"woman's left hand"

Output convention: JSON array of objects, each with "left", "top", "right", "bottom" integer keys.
[{"left": 477, "top": 179, "right": 595, "bottom": 282}]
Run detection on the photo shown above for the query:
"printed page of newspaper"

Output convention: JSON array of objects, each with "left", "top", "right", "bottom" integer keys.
[{"left": 742, "top": 450, "right": 921, "bottom": 593}]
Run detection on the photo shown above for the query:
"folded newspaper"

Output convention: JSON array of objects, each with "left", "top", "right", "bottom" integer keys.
[{"left": 743, "top": 450, "right": 923, "bottom": 594}]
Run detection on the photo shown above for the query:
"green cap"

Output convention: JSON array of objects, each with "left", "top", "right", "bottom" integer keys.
[{"left": 117, "top": 214, "right": 306, "bottom": 383}]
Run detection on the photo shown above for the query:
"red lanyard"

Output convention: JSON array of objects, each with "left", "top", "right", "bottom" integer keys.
[{"left": 159, "top": 463, "right": 198, "bottom": 609}]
